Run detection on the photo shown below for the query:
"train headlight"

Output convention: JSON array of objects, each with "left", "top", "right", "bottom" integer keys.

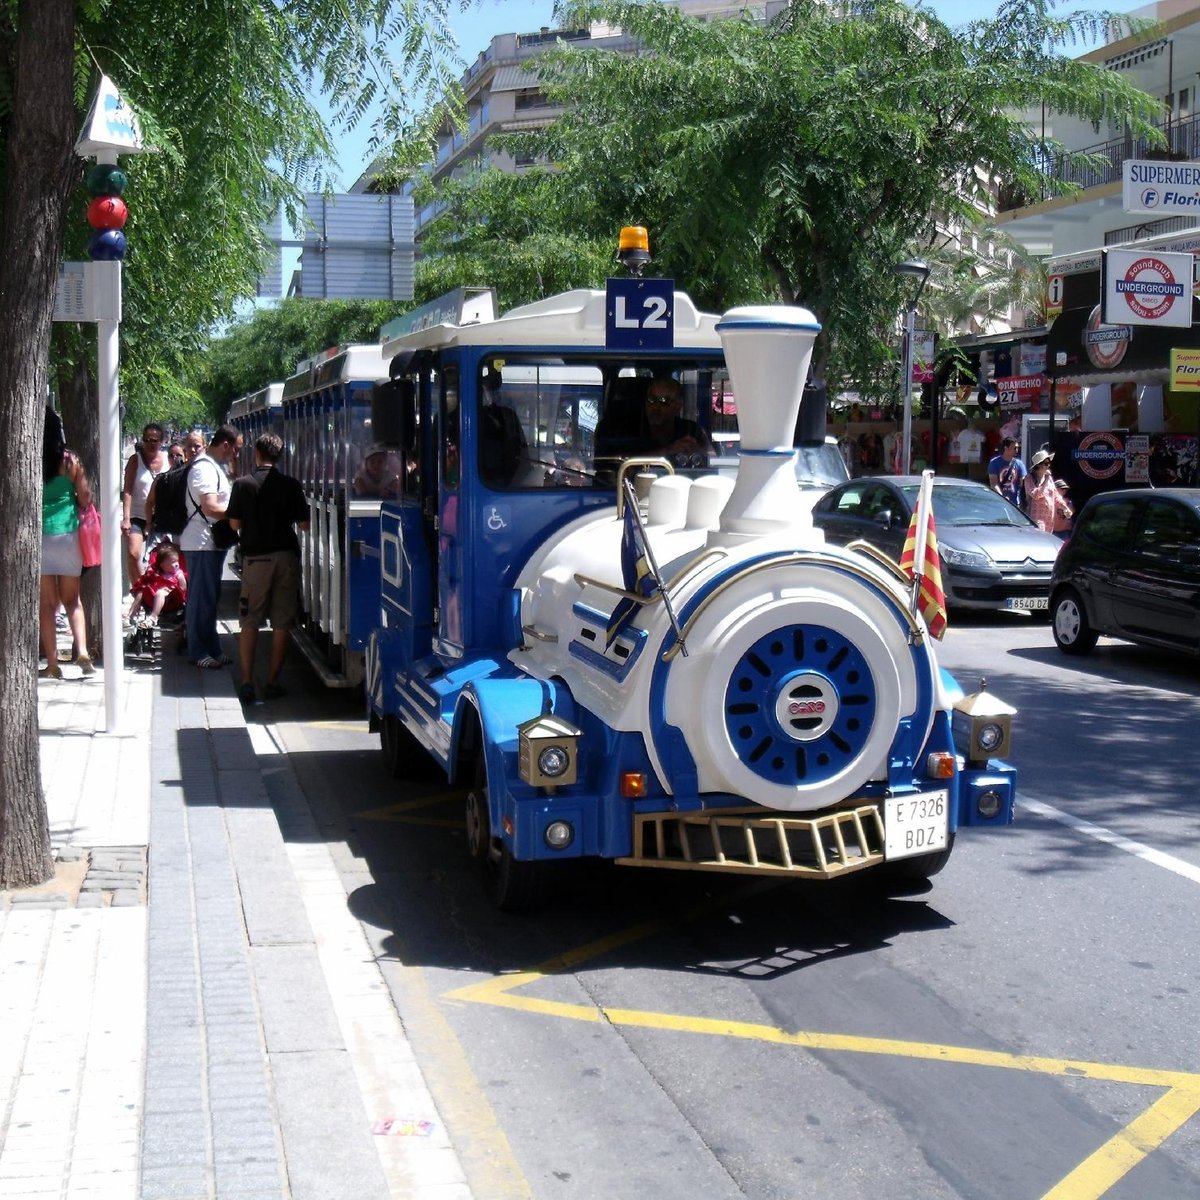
[
  {"left": 977, "top": 790, "right": 1003, "bottom": 820},
  {"left": 976, "top": 723, "right": 1004, "bottom": 754},
  {"left": 538, "top": 746, "right": 571, "bottom": 778},
  {"left": 545, "top": 821, "right": 575, "bottom": 850},
  {"left": 951, "top": 681, "right": 1016, "bottom": 765},
  {"left": 518, "top": 715, "right": 581, "bottom": 790}
]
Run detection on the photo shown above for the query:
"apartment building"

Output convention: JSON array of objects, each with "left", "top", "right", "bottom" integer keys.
[
  {"left": 990, "top": 2, "right": 1200, "bottom": 497},
  {"left": 352, "top": 2, "right": 790, "bottom": 234},
  {"left": 996, "top": 0, "right": 1200, "bottom": 259}
]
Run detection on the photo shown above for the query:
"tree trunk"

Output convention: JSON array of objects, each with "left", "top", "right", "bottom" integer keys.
[{"left": 0, "top": 0, "right": 79, "bottom": 888}]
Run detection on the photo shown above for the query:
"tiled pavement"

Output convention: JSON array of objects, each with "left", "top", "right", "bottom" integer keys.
[{"left": 0, "top": 619, "right": 472, "bottom": 1200}]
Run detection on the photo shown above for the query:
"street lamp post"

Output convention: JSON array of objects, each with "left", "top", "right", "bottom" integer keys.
[{"left": 895, "top": 259, "right": 931, "bottom": 476}]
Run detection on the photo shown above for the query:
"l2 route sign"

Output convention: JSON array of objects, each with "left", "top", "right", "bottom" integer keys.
[{"left": 1103, "top": 247, "right": 1194, "bottom": 328}]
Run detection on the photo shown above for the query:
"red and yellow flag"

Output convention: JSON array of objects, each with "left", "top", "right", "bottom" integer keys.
[{"left": 898, "top": 474, "right": 948, "bottom": 639}]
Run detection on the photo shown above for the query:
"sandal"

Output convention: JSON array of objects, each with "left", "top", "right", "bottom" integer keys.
[
  {"left": 195, "top": 655, "right": 229, "bottom": 669},
  {"left": 38, "top": 663, "right": 63, "bottom": 680},
  {"left": 77, "top": 655, "right": 95, "bottom": 677}
]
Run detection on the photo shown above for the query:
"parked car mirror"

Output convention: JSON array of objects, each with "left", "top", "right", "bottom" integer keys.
[{"left": 874, "top": 510, "right": 894, "bottom": 531}]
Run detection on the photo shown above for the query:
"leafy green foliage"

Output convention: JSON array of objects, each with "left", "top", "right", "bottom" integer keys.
[
  {"left": 195, "top": 298, "right": 411, "bottom": 419},
  {"left": 529, "top": 0, "right": 1164, "bottom": 393},
  {"left": 414, "top": 167, "right": 613, "bottom": 309}
]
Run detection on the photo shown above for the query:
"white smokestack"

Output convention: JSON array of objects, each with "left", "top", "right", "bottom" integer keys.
[{"left": 710, "top": 305, "right": 821, "bottom": 545}]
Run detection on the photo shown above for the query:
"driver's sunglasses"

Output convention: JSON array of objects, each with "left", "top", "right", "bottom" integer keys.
[{"left": 646, "top": 393, "right": 678, "bottom": 406}]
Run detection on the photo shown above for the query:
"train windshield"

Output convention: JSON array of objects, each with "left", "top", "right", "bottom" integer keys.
[{"left": 477, "top": 356, "right": 732, "bottom": 490}]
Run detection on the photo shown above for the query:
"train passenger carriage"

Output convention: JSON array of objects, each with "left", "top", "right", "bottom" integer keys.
[
  {"left": 343, "top": 236, "right": 1019, "bottom": 909},
  {"left": 275, "top": 344, "right": 390, "bottom": 685}
]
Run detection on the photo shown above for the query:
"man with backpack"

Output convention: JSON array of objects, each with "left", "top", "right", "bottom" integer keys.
[
  {"left": 180, "top": 426, "right": 239, "bottom": 669},
  {"left": 145, "top": 429, "right": 204, "bottom": 540}
]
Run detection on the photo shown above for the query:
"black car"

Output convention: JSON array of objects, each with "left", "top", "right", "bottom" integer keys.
[
  {"left": 1050, "top": 488, "right": 1200, "bottom": 656},
  {"left": 812, "top": 476, "right": 1063, "bottom": 612}
]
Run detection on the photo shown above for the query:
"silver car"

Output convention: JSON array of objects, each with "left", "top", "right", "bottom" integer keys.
[{"left": 812, "top": 475, "right": 1063, "bottom": 613}]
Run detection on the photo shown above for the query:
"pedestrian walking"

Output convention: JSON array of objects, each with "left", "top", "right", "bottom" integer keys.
[{"left": 226, "top": 433, "right": 309, "bottom": 704}]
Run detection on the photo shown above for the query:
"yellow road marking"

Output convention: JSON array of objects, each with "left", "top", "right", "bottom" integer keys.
[
  {"left": 444, "top": 903, "right": 1200, "bottom": 1199},
  {"left": 358, "top": 791, "right": 470, "bottom": 826}
]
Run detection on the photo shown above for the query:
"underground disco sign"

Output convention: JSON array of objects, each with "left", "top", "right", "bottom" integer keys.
[{"left": 1102, "top": 247, "right": 1194, "bottom": 328}]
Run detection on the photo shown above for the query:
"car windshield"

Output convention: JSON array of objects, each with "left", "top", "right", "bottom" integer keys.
[
  {"left": 795, "top": 443, "right": 851, "bottom": 488},
  {"left": 899, "top": 483, "right": 1031, "bottom": 528}
]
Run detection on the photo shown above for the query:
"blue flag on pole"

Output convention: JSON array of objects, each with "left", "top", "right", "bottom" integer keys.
[{"left": 606, "top": 497, "right": 655, "bottom": 648}]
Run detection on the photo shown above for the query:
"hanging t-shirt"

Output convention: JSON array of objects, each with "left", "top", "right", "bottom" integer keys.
[{"left": 949, "top": 428, "right": 985, "bottom": 464}]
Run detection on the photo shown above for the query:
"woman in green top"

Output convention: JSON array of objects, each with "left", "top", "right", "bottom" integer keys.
[{"left": 40, "top": 408, "right": 94, "bottom": 679}]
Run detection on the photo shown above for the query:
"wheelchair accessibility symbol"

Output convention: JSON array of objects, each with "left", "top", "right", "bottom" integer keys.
[{"left": 485, "top": 505, "right": 509, "bottom": 532}]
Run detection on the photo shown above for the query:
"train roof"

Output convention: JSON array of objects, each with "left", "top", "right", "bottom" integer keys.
[
  {"left": 380, "top": 287, "right": 723, "bottom": 360},
  {"left": 282, "top": 344, "right": 389, "bottom": 401}
]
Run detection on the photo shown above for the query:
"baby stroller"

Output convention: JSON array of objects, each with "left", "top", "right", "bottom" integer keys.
[{"left": 125, "top": 539, "right": 188, "bottom": 659}]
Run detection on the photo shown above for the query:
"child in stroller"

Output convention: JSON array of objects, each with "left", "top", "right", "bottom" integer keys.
[{"left": 125, "top": 541, "right": 187, "bottom": 656}]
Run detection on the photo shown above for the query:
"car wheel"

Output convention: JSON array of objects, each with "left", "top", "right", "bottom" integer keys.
[{"left": 1052, "top": 588, "right": 1098, "bottom": 655}]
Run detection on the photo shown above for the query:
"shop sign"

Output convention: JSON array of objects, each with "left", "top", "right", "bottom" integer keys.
[
  {"left": 995, "top": 374, "right": 1045, "bottom": 412},
  {"left": 1045, "top": 274, "right": 1064, "bottom": 319},
  {"left": 911, "top": 330, "right": 936, "bottom": 384},
  {"left": 1103, "top": 248, "right": 1193, "bottom": 328},
  {"left": 1126, "top": 434, "right": 1150, "bottom": 484},
  {"left": 1122, "top": 159, "right": 1200, "bottom": 216},
  {"left": 1072, "top": 431, "right": 1125, "bottom": 480},
  {"left": 1019, "top": 343, "right": 1047, "bottom": 376},
  {"left": 1083, "top": 305, "right": 1133, "bottom": 370},
  {"left": 1171, "top": 348, "right": 1200, "bottom": 391}
]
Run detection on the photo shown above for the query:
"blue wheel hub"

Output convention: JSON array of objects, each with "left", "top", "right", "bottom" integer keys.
[{"left": 724, "top": 624, "right": 877, "bottom": 786}]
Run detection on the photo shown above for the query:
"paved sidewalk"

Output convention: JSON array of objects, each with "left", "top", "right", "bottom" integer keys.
[{"left": 1, "top": 617, "right": 472, "bottom": 1200}]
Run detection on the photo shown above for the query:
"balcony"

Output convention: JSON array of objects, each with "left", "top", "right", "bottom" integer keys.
[{"left": 999, "top": 111, "right": 1200, "bottom": 211}]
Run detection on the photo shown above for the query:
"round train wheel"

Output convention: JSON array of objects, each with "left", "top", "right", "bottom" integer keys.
[
  {"left": 468, "top": 756, "right": 548, "bottom": 912},
  {"left": 465, "top": 787, "right": 490, "bottom": 863}
]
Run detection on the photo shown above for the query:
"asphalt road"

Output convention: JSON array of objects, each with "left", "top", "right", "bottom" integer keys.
[{"left": 265, "top": 612, "right": 1200, "bottom": 1200}]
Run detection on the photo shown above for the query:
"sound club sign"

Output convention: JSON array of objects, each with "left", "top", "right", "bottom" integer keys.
[{"left": 1102, "top": 248, "right": 1193, "bottom": 328}]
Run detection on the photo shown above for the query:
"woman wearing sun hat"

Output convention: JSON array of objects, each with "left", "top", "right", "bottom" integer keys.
[{"left": 1023, "top": 448, "right": 1072, "bottom": 536}]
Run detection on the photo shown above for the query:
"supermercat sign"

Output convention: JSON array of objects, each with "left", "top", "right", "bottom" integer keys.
[{"left": 1122, "top": 159, "right": 1200, "bottom": 215}]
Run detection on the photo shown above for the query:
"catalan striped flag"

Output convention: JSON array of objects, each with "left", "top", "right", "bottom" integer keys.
[
  {"left": 898, "top": 470, "right": 947, "bottom": 640},
  {"left": 606, "top": 485, "right": 656, "bottom": 649}
]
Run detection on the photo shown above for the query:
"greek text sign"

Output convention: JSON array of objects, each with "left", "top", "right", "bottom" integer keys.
[
  {"left": 1103, "top": 248, "right": 1193, "bottom": 328},
  {"left": 1122, "top": 159, "right": 1200, "bottom": 216}
]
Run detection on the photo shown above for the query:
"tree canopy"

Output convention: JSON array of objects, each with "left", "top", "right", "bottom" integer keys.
[
  {"left": 198, "top": 298, "right": 412, "bottom": 417},
  {"left": 524, "top": 0, "right": 1163, "bottom": 391},
  {"left": 0, "top": 0, "right": 479, "bottom": 888}
]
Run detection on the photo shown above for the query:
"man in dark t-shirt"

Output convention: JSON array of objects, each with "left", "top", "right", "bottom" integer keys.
[
  {"left": 226, "top": 433, "right": 309, "bottom": 705},
  {"left": 594, "top": 375, "right": 712, "bottom": 469}
]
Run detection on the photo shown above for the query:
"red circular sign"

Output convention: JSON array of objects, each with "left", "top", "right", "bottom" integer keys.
[
  {"left": 1118, "top": 256, "right": 1184, "bottom": 322},
  {"left": 1083, "top": 306, "right": 1132, "bottom": 370},
  {"left": 1075, "top": 431, "right": 1125, "bottom": 480}
]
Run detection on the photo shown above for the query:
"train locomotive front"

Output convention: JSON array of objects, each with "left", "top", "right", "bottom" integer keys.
[{"left": 364, "top": 290, "right": 1012, "bottom": 907}]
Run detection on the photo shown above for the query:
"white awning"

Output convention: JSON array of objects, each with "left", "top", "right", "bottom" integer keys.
[{"left": 490, "top": 64, "right": 541, "bottom": 92}]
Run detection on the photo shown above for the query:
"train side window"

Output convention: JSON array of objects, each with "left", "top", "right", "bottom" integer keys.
[{"left": 442, "top": 367, "right": 460, "bottom": 490}]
